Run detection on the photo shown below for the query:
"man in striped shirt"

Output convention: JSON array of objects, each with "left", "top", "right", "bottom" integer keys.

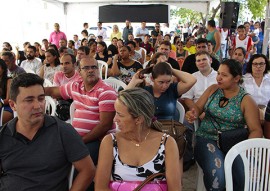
[{"left": 45, "top": 57, "right": 117, "bottom": 167}]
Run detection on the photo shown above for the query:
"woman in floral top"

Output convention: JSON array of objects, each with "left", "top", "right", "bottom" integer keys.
[{"left": 186, "top": 59, "right": 262, "bottom": 190}]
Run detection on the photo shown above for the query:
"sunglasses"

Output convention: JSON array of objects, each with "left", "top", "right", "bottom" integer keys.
[{"left": 219, "top": 97, "right": 229, "bottom": 108}]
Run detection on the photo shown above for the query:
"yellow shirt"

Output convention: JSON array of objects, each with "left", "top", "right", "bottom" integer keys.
[
  {"left": 171, "top": 44, "right": 176, "bottom": 52},
  {"left": 110, "top": 32, "right": 122, "bottom": 41},
  {"left": 183, "top": 46, "right": 196, "bottom": 55}
]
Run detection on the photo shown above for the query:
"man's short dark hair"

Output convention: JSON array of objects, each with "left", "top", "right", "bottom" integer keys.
[
  {"left": 1, "top": 51, "right": 15, "bottom": 61},
  {"left": 112, "top": 37, "right": 118, "bottom": 41},
  {"left": 207, "top": 20, "right": 216, "bottom": 27},
  {"left": 61, "top": 53, "right": 76, "bottom": 64},
  {"left": 58, "top": 46, "right": 68, "bottom": 53},
  {"left": 196, "top": 38, "right": 208, "bottom": 45},
  {"left": 42, "top": 39, "right": 48, "bottom": 43},
  {"left": 195, "top": 50, "right": 211, "bottom": 58},
  {"left": 83, "top": 23, "right": 88, "bottom": 27},
  {"left": 127, "top": 41, "right": 136, "bottom": 48},
  {"left": 237, "top": 25, "right": 246, "bottom": 30},
  {"left": 10, "top": 73, "right": 44, "bottom": 102},
  {"left": 81, "top": 29, "right": 88, "bottom": 36},
  {"left": 27, "top": 45, "right": 37, "bottom": 52},
  {"left": 78, "top": 46, "right": 90, "bottom": 55},
  {"left": 160, "top": 41, "right": 171, "bottom": 49}
]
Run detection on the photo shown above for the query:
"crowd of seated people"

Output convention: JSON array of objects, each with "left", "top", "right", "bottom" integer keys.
[{"left": 0, "top": 18, "right": 268, "bottom": 191}]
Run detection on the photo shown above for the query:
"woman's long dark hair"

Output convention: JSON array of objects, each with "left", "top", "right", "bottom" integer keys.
[
  {"left": 0, "top": 59, "right": 9, "bottom": 98},
  {"left": 97, "top": 41, "right": 109, "bottom": 57},
  {"left": 45, "top": 49, "right": 60, "bottom": 67}
]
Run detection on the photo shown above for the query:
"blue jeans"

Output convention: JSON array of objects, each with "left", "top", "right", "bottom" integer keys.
[{"left": 194, "top": 136, "right": 244, "bottom": 191}]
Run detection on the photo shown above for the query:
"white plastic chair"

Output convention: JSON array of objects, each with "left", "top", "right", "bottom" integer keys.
[
  {"left": 225, "top": 138, "right": 270, "bottom": 191},
  {"left": 43, "top": 78, "right": 53, "bottom": 87},
  {"left": 69, "top": 101, "right": 75, "bottom": 124},
  {"left": 176, "top": 101, "right": 185, "bottom": 123},
  {"left": 194, "top": 120, "right": 207, "bottom": 191},
  {"left": 103, "top": 78, "right": 127, "bottom": 92},
  {"left": 24, "top": 68, "right": 35, "bottom": 74},
  {"left": 45, "top": 96, "right": 56, "bottom": 116},
  {"left": 97, "top": 60, "right": 108, "bottom": 79},
  {"left": 143, "top": 61, "right": 150, "bottom": 69},
  {"left": 68, "top": 165, "right": 75, "bottom": 189}
]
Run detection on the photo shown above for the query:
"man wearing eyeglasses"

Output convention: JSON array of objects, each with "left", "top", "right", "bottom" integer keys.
[
  {"left": 151, "top": 23, "right": 163, "bottom": 46},
  {"left": 182, "top": 38, "right": 220, "bottom": 74},
  {"left": 45, "top": 58, "right": 117, "bottom": 190}
]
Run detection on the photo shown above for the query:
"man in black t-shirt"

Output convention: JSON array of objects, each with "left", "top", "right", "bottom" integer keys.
[
  {"left": 0, "top": 73, "right": 95, "bottom": 191},
  {"left": 182, "top": 38, "right": 220, "bottom": 74}
]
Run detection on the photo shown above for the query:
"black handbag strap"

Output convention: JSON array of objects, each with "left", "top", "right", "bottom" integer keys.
[{"left": 134, "top": 173, "right": 165, "bottom": 191}]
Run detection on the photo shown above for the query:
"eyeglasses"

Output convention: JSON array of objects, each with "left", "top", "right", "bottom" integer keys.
[
  {"left": 155, "top": 26, "right": 160, "bottom": 28},
  {"left": 80, "top": 65, "right": 98, "bottom": 71},
  {"left": 219, "top": 97, "right": 229, "bottom": 108},
  {"left": 252, "top": 62, "right": 265, "bottom": 67},
  {"left": 197, "top": 45, "right": 207, "bottom": 49}
]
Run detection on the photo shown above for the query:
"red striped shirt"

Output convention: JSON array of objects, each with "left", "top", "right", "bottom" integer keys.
[{"left": 60, "top": 79, "right": 117, "bottom": 136}]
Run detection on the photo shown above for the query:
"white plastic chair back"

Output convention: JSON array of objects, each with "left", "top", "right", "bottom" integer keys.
[
  {"left": 45, "top": 96, "right": 56, "bottom": 116},
  {"left": 69, "top": 102, "right": 75, "bottom": 124},
  {"left": 24, "top": 68, "right": 35, "bottom": 74},
  {"left": 68, "top": 165, "right": 75, "bottom": 189},
  {"left": 97, "top": 60, "right": 108, "bottom": 79},
  {"left": 43, "top": 79, "right": 53, "bottom": 87},
  {"left": 176, "top": 101, "right": 185, "bottom": 123},
  {"left": 143, "top": 61, "right": 150, "bottom": 69},
  {"left": 104, "top": 78, "right": 127, "bottom": 92},
  {"left": 225, "top": 138, "right": 270, "bottom": 191}
]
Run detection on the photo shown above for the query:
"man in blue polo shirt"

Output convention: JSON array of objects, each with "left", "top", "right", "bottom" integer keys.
[{"left": 0, "top": 73, "right": 95, "bottom": 191}]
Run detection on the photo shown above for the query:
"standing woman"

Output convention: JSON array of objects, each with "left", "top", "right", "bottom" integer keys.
[
  {"left": 243, "top": 54, "right": 270, "bottom": 124},
  {"left": 96, "top": 41, "right": 112, "bottom": 66},
  {"left": 110, "top": 46, "right": 142, "bottom": 84},
  {"left": 110, "top": 25, "right": 122, "bottom": 41},
  {"left": 95, "top": 88, "right": 182, "bottom": 191},
  {"left": 39, "top": 49, "right": 61, "bottom": 83},
  {"left": 186, "top": 59, "right": 262, "bottom": 190},
  {"left": 0, "top": 59, "right": 13, "bottom": 124}
]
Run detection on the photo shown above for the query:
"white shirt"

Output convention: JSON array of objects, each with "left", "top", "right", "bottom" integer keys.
[
  {"left": 20, "top": 58, "right": 42, "bottom": 74},
  {"left": 242, "top": 73, "right": 270, "bottom": 106},
  {"left": 135, "top": 27, "right": 149, "bottom": 40},
  {"left": 97, "top": 28, "right": 107, "bottom": 39},
  {"left": 182, "top": 69, "right": 217, "bottom": 102},
  {"left": 221, "top": 29, "right": 229, "bottom": 44}
]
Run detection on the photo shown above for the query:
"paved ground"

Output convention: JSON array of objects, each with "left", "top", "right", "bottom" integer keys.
[{"left": 183, "top": 164, "right": 197, "bottom": 191}]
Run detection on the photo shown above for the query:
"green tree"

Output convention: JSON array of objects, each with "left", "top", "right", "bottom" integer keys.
[{"left": 170, "top": 8, "right": 202, "bottom": 25}]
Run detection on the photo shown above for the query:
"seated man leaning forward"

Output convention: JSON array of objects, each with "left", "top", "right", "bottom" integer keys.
[
  {"left": 0, "top": 73, "right": 95, "bottom": 191},
  {"left": 45, "top": 57, "right": 117, "bottom": 165}
]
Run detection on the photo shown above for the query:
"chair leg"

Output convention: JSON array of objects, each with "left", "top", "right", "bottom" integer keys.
[{"left": 196, "top": 163, "right": 206, "bottom": 191}]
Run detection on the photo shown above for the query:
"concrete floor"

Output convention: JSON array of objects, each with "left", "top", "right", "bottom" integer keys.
[{"left": 183, "top": 164, "right": 197, "bottom": 191}]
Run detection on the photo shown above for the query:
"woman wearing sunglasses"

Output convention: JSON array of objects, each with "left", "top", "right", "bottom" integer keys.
[
  {"left": 242, "top": 54, "right": 270, "bottom": 124},
  {"left": 186, "top": 59, "right": 262, "bottom": 191}
]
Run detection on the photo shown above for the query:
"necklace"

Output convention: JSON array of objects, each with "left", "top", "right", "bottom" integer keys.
[{"left": 129, "top": 129, "right": 151, "bottom": 147}]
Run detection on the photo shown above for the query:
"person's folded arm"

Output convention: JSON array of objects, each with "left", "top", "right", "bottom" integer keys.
[
  {"left": 241, "top": 95, "right": 263, "bottom": 138},
  {"left": 165, "top": 136, "right": 182, "bottom": 191},
  {"left": 70, "top": 156, "right": 95, "bottom": 191},
  {"left": 95, "top": 135, "right": 114, "bottom": 191},
  {"left": 82, "top": 111, "right": 115, "bottom": 143}
]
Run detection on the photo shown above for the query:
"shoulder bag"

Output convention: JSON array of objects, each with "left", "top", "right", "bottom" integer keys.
[
  {"left": 155, "top": 119, "right": 187, "bottom": 159},
  {"left": 206, "top": 93, "right": 249, "bottom": 154},
  {"left": 109, "top": 173, "right": 167, "bottom": 191}
]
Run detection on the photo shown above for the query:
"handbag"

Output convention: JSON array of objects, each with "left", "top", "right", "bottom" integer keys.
[
  {"left": 155, "top": 119, "right": 187, "bottom": 158},
  {"left": 109, "top": 173, "right": 167, "bottom": 191},
  {"left": 206, "top": 96, "right": 249, "bottom": 154}
]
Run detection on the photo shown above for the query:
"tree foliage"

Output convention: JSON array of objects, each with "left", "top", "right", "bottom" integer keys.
[{"left": 171, "top": 0, "right": 268, "bottom": 25}]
